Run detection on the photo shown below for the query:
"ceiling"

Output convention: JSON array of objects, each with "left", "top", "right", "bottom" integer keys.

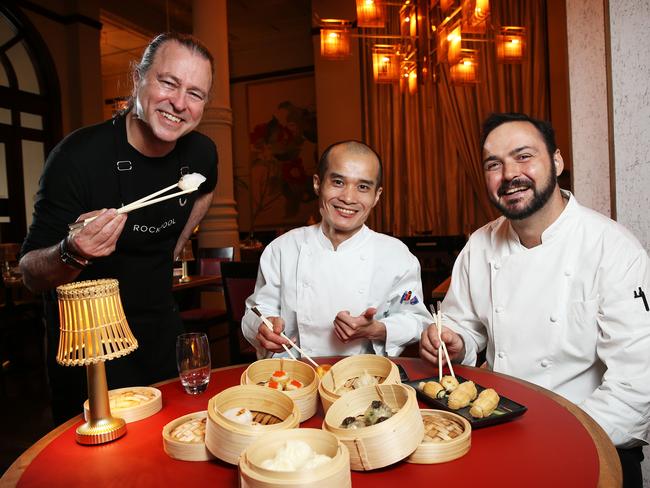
[{"left": 100, "top": 0, "right": 311, "bottom": 78}]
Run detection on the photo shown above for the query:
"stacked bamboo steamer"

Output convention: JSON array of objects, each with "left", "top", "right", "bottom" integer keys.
[
  {"left": 323, "top": 383, "right": 423, "bottom": 470},
  {"left": 240, "top": 358, "right": 319, "bottom": 421},
  {"left": 318, "top": 354, "right": 401, "bottom": 413},
  {"left": 407, "top": 409, "right": 472, "bottom": 464},
  {"left": 162, "top": 410, "right": 214, "bottom": 462},
  {"left": 83, "top": 386, "right": 162, "bottom": 423},
  {"left": 239, "top": 428, "right": 351, "bottom": 488},
  {"left": 205, "top": 385, "right": 300, "bottom": 465}
]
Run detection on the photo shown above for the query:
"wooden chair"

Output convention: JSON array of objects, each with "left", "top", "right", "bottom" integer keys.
[
  {"left": 179, "top": 247, "right": 234, "bottom": 338},
  {"left": 220, "top": 261, "right": 259, "bottom": 365}
]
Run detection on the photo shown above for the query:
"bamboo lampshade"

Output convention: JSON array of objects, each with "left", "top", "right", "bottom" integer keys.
[{"left": 56, "top": 279, "right": 138, "bottom": 366}]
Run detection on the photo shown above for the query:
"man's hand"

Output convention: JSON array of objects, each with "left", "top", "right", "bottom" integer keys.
[
  {"left": 333, "top": 307, "right": 387, "bottom": 343},
  {"left": 256, "top": 316, "right": 296, "bottom": 354},
  {"left": 69, "top": 208, "right": 127, "bottom": 258},
  {"left": 419, "top": 323, "right": 465, "bottom": 367}
]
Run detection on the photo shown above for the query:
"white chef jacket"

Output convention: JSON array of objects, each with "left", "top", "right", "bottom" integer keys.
[
  {"left": 443, "top": 190, "right": 650, "bottom": 447},
  {"left": 242, "top": 224, "right": 432, "bottom": 358}
]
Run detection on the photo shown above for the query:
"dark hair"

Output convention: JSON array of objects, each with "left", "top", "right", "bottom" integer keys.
[
  {"left": 122, "top": 32, "right": 214, "bottom": 114},
  {"left": 480, "top": 113, "right": 557, "bottom": 159},
  {"left": 318, "top": 140, "right": 383, "bottom": 186}
]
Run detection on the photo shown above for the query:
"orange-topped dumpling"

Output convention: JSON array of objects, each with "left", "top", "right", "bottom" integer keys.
[
  {"left": 267, "top": 379, "right": 283, "bottom": 390},
  {"left": 284, "top": 379, "right": 303, "bottom": 391},
  {"left": 270, "top": 370, "right": 289, "bottom": 384}
]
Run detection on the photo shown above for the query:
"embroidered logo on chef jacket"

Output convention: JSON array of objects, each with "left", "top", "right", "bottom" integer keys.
[
  {"left": 400, "top": 291, "right": 419, "bottom": 305},
  {"left": 634, "top": 287, "right": 649, "bottom": 311}
]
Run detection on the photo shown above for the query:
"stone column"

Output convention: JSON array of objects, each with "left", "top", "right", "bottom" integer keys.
[
  {"left": 607, "top": 0, "right": 650, "bottom": 251},
  {"left": 193, "top": 0, "right": 239, "bottom": 251}
]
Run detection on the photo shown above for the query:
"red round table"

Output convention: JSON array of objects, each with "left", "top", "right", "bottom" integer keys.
[{"left": 2, "top": 358, "right": 621, "bottom": 487}]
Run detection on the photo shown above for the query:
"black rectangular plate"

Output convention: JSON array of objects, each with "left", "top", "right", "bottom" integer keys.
[{"left": 404, "top": 374, "right": 528, "bottom": 428}]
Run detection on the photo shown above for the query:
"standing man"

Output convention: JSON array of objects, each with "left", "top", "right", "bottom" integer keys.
[
  {"left": 242, "top": 140, "right": 431, "bottom": 358},
  {"left": 420, "top": 113, "right": 650, "bottom": 487},
  {"left": 20, "top": 33, "right": 218, "bottom": 424}
]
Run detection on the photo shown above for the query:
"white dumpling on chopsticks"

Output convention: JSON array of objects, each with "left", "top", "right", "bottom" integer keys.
[{"left": 178, "top": 172, "right": 206, "bottom": 190}]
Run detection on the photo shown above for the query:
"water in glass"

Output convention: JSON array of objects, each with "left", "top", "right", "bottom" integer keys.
[{"left": 176, "top": 332, "right": 211, "bottom": 394}]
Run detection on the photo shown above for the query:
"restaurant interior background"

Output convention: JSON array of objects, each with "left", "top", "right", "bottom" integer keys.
[{"left": 0, "top": 0, "right": 648, "bottom": 479}]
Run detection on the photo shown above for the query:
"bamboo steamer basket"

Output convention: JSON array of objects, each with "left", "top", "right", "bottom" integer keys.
[
  {"left": 205, "top": 385, "right": 300, "bottom": 465},
  {"left": 406, "top": 409, "right": 471, "bottom": 464},
  {"left": 239, "top": 428, "right": 351, "bottom": 488},
  {"left": 162, "top": 410, "right": 214, "bottom": 462},
  {"left": 322, "top": 383, "right": 423, "bottom": 471},
  {"left": 318, "top": 354, "right": 401, "bottom": 413},
  {"left": 240, "top": 358, "right": 319, "bottom": 421},
  {"left": 83, "top": 386, "right": 162, "bottom": 423}
]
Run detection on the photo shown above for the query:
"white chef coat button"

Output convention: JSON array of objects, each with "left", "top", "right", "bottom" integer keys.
[
  {"left": 550, "top": 315, "right": 558, "bottom": 323},
  {"left": 497, "top": 352, "right": 505, "bottom": 359},
  {"left": 360, "top": 255, "right": 367, "bottom": 261},
  {"left": 541, "top": 359, "right": 550, "bottom": 368},
  {"left": 564, "top": 269, "right": 572, "bottom": 277},
  {"left": 495, "top": 306, "right": 504, "bottom": 313},
  {"left": 303, "top": 282, "right": 309, "bottom": 288},
  {"left": 358, "top": 288, "right": 364, "bottom": 294},
  {"left": 493, "top": 262, "right": 501, "bottom": 270}
]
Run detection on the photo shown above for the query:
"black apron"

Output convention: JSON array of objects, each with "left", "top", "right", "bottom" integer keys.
[{"left": 45, "top": 116, "right": 197, "bottom": 422}]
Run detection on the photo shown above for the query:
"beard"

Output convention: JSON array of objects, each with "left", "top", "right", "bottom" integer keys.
[{"left": 489, "top": 163, "right": 557, "bottom": 220}]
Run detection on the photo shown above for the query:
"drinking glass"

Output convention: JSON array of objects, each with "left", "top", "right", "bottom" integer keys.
[{"left": 176, "top": 332, "right": 211, "bottom": 394}]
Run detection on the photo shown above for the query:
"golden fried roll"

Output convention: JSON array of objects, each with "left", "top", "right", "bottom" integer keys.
[
  {"left": 456, "top": 380, "right": 477, "bottom": 400},
  {"left": 447, "top": 389, "right": 472, "bottom": 410},
  {"left": 440, "top": 375, "right": 459, "bottom": 392},
  {"left": 422, "top": 381, "right": 446, "bottom": 398},
  {"left": 469, "top": 388, "right": 500, "bottom": 418}
]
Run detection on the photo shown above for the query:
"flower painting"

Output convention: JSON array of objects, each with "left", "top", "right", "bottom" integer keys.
[{"left": 244, "top": 74, "right": 318, "bottom": 231}]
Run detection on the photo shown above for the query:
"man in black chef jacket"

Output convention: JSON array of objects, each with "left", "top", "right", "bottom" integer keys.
[{"left": 20, "top": 32, "right": 218, "bottom": 424}]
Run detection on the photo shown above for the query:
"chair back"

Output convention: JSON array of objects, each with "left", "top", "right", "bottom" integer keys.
[
  {"left": 220, "top": 261, "right": 259, "bottom": 364},
  {"left": 197, "top": 247, "right": 234, "bottom": 277}
]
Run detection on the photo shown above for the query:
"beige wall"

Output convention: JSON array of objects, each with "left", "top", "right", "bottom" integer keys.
[{"left": 565, "top": 0, "right": 611, "bottom": 217}]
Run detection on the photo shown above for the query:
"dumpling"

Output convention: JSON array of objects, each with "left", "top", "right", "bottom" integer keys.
[
  {"left": 447, "top": 389, "right": 472, "bottom": 410},
  {"left": 422, "top": 381, "right": 446, "bottom": 398},
  {"left": 456, "top": 380, "right": 478, "bottom": 400},
  {"left": 352, "top": 369, "right": 378, "bottom": 389},
  {"left": 469, "top": 388, "right": 500, "bottom": 418},
  {"left": 363, "top": 400, "right": 393, "bottom": 425},
  {"left": 222, "top": 407, "right": 254, "bottom": 425},
  {"left": 440, "top": 375, "right": 459, "bottom": 392}
]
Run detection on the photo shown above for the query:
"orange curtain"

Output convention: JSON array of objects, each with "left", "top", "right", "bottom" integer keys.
[{"left": 362, "top": 0, "right": 549, "bottom": 236}]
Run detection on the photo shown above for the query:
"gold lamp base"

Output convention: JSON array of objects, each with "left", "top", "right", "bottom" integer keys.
[
  {"left": 76, "top": 416, "right": 127, "bottom": 445},
  {"left": 179, "top": 260, "right": 191, "bottom": 282},
  {"left": 76, "top": 361, "right": 127, "bottom": 445}
]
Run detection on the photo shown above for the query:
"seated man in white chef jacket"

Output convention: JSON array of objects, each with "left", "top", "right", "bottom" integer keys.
[
  {"left": 242, "top": 140, "right": 432, "bottom": 358},
  {"left": 420, "top": 112, "right": 650, "bottom": 488}
]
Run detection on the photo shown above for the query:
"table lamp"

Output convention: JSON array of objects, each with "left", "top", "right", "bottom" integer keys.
[
  {"left": 179, "top": 240, "right": 195, "bottom": 283},
  {"left": 56, "top": 279, "right": 138, "bottom": 445}
]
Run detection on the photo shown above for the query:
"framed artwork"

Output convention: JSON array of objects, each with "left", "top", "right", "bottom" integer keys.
[{"left": 235, "top": 73, "right": 318, "bottom": 233}]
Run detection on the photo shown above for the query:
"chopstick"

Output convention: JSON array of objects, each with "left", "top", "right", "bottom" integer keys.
[
  {"left": 251, "top": 307, "right": 296, "bottom": 360},
  {"left": 251, "top": 307, "right": 319, "bottom": 368},
  {"left": 68, "top": 186, "right": 197, "bottom": 231},
  {"left": 429, "top": 303, "right": 455, "bottom": 379}
]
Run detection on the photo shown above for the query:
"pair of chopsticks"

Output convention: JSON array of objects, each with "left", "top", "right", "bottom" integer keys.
[
  {"left": 68, "top": 183, "right": 198, "bottom": 232},
  {"left": 429, "top": 302, "right": 455, "bottom": 381},
  {"left": 251, "top": 307, "right": 319, "bottom": 368}
]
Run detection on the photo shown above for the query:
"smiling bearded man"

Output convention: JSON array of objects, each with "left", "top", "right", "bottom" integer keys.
[
  {"left": 241, "top": 140, "right": 431, "bottom": 359},
  {"left": 420, "top": 113, "right": 650, "bottom": 488}
]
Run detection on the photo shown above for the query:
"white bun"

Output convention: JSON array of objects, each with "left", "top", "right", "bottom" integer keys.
[{"left": 178, "top": 172, "right": 206, "bottom": 190}]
